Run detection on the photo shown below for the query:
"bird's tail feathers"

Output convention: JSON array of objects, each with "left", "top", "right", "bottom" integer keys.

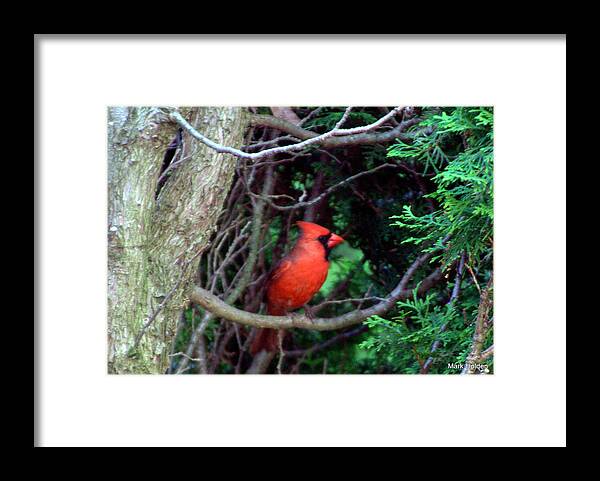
[
  {"left": 250, "top": 304, "right": 286, "bottom": 355},
  {"left": 250, "top": 328, "right": 280, "bottom": 355}
]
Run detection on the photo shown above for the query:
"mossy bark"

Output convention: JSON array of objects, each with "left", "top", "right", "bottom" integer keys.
[{"left": 107, "top": 107, "right": 246, "bottom": 374}]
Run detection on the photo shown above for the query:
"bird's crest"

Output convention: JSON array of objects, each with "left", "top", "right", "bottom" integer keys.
[{"left": 295, "top": 221, "right": 331, "bottom": 238}]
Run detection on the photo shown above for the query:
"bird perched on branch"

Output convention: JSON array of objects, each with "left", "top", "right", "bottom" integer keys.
[{"left": 250, "top": 221, "right": 345, "bottom": 355}]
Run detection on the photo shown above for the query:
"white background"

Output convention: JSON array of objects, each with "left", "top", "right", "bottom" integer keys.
[{"left": 36, "top": 35, "right": 566, "bottom": 447}]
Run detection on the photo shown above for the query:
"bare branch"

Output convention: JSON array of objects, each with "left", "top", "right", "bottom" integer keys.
[
  {"left": 189, "top": 251, "right": 443, "bottom": 332},
  {"left": 208, "top": 324, "right": 238, "bottom": 373},
  {"left": 312, "top": 296, "right": 386, "bottom": 310},
  {"left": 171, "top": 107, "right": 351, "bottom": 161},
  {"left": 248, "top": 112, "right": 420, "bottom": 149},
  {"left": 170, "top": 107, "right": 416, "bottom": 161},
  {"left": 421, "top": 252, "right": 467, "bottom": 374},
  {"left": 462, "top": 275, "right": 494, "bottom": 374},
  {"left": 245, "top": 134, "right": 299, "bottom": 151},
  {"left": 465, "top": 262, "right": 482, "bottom": 295},
  {"left": 270, "top": 107, "right": 302, "bottom": 125},
  {"left": 297, "top": 107, "right": 325, "bottom": 127},
  {"left": 249, "top": 163, "right": 399, "bottom": 211},
  {"left": 330, "top": 106, "right": 403, "bottom": 136},
  {"left": 169, "top": 351, "right": 202, "bottom": 362},
  {"left": 156, "top": 154, "right": 191, "bottom": 186},
  {"left": 284, "top": 326, "right": 368, "bottom": 358},
  {"left": 243, "top": 108, "right": 326, "bottom": 152},
  {"left": 479, "top": 344, "right": 494, "bottom": 362},
  {"left": 277, "top": 330, "right": 285, "bottom": 374}
]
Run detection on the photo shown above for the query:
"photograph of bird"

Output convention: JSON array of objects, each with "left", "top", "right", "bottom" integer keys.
[{"left": 250, "top": 221, "right": 345, "bottom": 355}]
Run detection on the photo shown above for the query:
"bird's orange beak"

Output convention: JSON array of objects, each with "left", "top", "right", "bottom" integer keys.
[{"left": 327, "top": 233, "right": 344, "bottom": 249}]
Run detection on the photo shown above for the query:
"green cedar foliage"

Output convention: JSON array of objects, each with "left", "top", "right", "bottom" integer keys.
[
  {"left": 359, "top": 107, "right": 494, "bottom": 374},
  {"left": 390, "top": 107, "right": 494, "bottom": 267}
]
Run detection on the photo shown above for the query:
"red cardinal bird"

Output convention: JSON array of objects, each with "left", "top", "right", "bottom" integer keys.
[{"left": 250, "top": 221, "right": 345, "bottom": 355}]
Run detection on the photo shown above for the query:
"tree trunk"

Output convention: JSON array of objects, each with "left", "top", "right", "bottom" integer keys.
[{"left": 107, "top": 107, "right": 246, "bottom": 374}]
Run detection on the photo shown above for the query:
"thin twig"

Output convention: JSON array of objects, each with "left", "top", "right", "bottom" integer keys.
[
  {"left": 479, "top": 345, "right": 494, "bottom": 361},
  {"left": 312, "top": 296, "right": 386, "bottom": 310},
  {"left": 465, "top": 262, "right": 482, "bottom": 295},
  {"left": 421, "top": 252, "right": 467, "bottom": 373},
  {"left": 249, "top": 163, "right": 398, "bottom": 211},
  {"left": 329, "top": 106, "right": 403, "bottom": 136},
  {"left": 169, "top": 352, "right": 201, "bottom": 362},
  {"left": 156, "top": 154, "right": 192, "bottom": 186},
  {"left": 284, "top": 326, "right": 367, "bottom": 358},
  {"left": 297, "top": 107, "right": 325, "bottom": 127},
  {"left": 277, "top": 330, "right": 285, "bottom": 374},
  {"left": 244, "top": 134, "right": 299, "bottom": 151}
]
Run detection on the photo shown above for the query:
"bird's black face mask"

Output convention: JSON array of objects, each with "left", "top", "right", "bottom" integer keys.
[{"left": 317, "top": 233, "right": 333, "bottom": 260}]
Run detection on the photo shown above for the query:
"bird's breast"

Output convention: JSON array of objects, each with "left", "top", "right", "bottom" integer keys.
[{"left": 267, "top": 255, "right": 330, "bottom": 313}]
